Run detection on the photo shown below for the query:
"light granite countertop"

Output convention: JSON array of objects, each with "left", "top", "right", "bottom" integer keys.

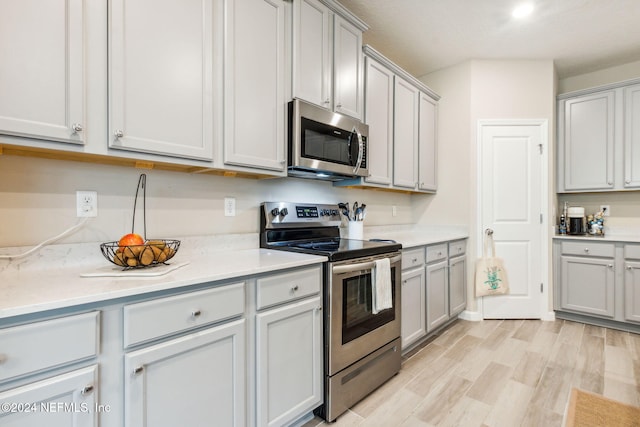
[
  {"left": 0, "top": 226, "right": 469, "bottom": 320},
  {"left": 552, "top": 234, "right": 640, "bottom": 243},
  {"left": 0, "top": 234, "right": 326, "bottom": 320}
]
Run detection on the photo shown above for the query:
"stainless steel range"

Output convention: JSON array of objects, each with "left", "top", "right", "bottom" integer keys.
[{"left": 260, "top": 202, "right": 402, "bottom": 422}]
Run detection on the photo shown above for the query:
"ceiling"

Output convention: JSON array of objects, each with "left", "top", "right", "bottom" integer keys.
[{"left": 337, "top": 0, "right": 640, "bottom": 79}]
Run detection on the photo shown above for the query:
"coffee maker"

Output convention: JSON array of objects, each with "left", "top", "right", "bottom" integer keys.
[{"left": 567, "top": 207, "right": 586, "bottom": 235}]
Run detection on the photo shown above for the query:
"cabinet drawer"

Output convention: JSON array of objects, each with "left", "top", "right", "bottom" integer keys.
[
  {"left": 402, "top": 248, "right": 425, "bottom": 270},
  {"left": 257, "top": 266, "right": 321, "bottom": 310},
  {"left": 0, "top": 312, "right": 99, "bottom": 383},
  {"left": 561, "top": 241, "right": 615, "bottom": 258},
  {"left": 448, "top": 240, "right": 466, "bottom": 257},
  {"left": 624, "top": 244, "right": 640, "bottom": 260},
  {"left": 124, "top": 282, "right": 245, "bottom": 347},
  {"left": 426, "top": 243, "right": 448, "bottom": 263}
]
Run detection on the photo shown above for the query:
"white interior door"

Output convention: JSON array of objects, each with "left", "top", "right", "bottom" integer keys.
[{"left": 479, "top": 121, "right": 547, "bottom": 319}]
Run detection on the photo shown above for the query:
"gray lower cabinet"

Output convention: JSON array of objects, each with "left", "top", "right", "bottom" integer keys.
[
  {"left": 0, "top": 366, "right": 98, "bottom": 427},
  {"left": 557, "top": 240, "right": 615, "bottom": 318},
  {"left": 426, "top": 259, "right": 449, "bottom": 332},
  {"left": 254, "top": 266, "right": 323, "bottom": 427},
  {"left": 560, "top": 255, "right": 615, "bottom": 318},
  {"left": 400, "top": 266, "right": 426, "bottom": 348},
  {"left": 255, "top": 297, "right": 323, "bottom": 427},
  {"left": 448, "top": 254, "right": 467, "bottom": 316},
  {"left": 554, "top": 239, "right": 640, "bottom": 331},
  {"left": 123, "top": 283, "right": 247, "bottom": 427},
  {"left": 0, "top": 312, "right": 100, "bottom": 427},
  {"left": 623, "top": 244, "right": 640, "bottom": 324},
  {"left": 624, "top": 261, "right": 640, "bottom": 324},
  {"left": 400, "top": 239, "right": 467, "bottom": 351},
  {"left": 124, "top": 319, "right": 246, "bottom": 427}
]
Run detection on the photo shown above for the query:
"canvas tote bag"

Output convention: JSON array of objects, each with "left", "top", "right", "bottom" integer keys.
[{"left": 475, "top": 231, "right": 510, "bottom": 297}]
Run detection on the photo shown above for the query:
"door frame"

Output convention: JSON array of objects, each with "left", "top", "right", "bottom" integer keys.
[{"left": 475, "top": 119, "right": 552, "bottom": 320}]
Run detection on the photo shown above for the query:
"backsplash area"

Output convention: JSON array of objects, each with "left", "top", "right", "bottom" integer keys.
[
  {"left": 0, "top": 156, "right": 420, "bottom": 247},
  {"left": 558, "top": 192, "right": 640, "bottom": 235}
]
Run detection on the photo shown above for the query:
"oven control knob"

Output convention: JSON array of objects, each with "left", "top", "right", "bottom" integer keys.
[
  {"left": 271, "top": 208, "right": 280, "bottom": 217},
  {"left": 331, "top": 209, "right": 338, "bottom": 216},
  {"left": 280, "top": 208, "right": 288, "bottom": 217}
]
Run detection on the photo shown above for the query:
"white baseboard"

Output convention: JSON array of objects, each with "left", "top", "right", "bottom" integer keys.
[
  {"left": 458, "top": 310, "right": 483, "bottom": 321},
  {"left": 541, "top": 311, "right": 556, "bottom": 321}
]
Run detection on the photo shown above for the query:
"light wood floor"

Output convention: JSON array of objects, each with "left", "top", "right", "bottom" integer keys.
[{"left": 305, "top": 319, "right": 640, "bottom": 427}]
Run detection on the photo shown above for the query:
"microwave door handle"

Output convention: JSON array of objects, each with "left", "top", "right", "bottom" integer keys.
[{"left": 352, "top": 127, "right": 364, "bottom": 174}]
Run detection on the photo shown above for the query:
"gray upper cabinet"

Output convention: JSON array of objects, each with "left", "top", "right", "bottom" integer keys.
[
  {"left": 334, "top": 45, "right": 439, "bottom": 193},
  {"left": 362, "top": 56, "right": 394, "bottom": 185},
  {"left": 223, "top": 0, "right": 287, "bottom": 172},
  {"left": 0, "top": 0, "right": 86, "bottom": 145},
  {"left": 560, "top": 91, "right": 615, "bottom": 191},
  {"left": 557, "top": 79, "right": 640, "bottom": 192},
  {"left": 393, "top": 76, "right": 420, "bottom": 189},
  {"left": 292, "top": 0, "right": 367, "bottom": 120},
  {"left": 418, "top": 93, "right": 438, "bottom": 192},
  {"left": 624, "top": 83, "right": 640, "bottom": 188},
  {"left": 109, "top": 0, "right": 215, "bottom": 160}
]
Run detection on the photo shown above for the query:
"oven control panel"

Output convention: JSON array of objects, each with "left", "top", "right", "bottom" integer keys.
[{"left": 262, "top": 202, "right": 341, "bottom": 228}]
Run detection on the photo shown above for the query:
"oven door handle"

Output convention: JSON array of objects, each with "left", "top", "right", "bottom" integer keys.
[{"left": 332, "top": 255, "right": 401, "bottom": 274}]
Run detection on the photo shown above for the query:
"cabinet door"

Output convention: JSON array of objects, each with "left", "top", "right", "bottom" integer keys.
[
  {"left": 426, "top": 260, "right": 449, "bottom": 332},
  {"left": 624, "top": 84, "right": 640, "bottom": 188},
  {"left": 393, "top": 77, "right": 419, "bottom": 189},
  {"left": 292, "top": 0, "right": 332, "bottom": 109},
  {"left": 401, "top": 268, "right": 426, "bottom": 349},
  {"left": 124, "top": 319, "right": 245, "bottom": 427},
  {"left": 562, "top": 91, "right": 615, "bottom": 190},
  {"left": 0, "top": 0, "right": 85, "bottom": 144},
  {"left": 364, "top": 57, "right": 394, "bottom": 185},
  {"left": 333, "top": 15, "right": 363, "bottom": 119},
  {"left": 109, "top": 0, "right": 214, "bottom": 160},
  {"left": 624, "top": 261, "right": 640, "bottom": 324},
  {"left": 256, "top": 297, "right": 322, "bottom": 427},
  {"left": 418, "top": 92, "right": 438, "bottom": 192},
  {"left": 223, "top": 0, "right": 286, "bottom": 172},
  {"left": 0, "top": 366, "right": 97, "bottom": 427},
  {"left": 560, "top": 256, "right": 615, "bottom": 318},
  {"left": 449, "top": 255, "right": 467, "bottom": 317}
]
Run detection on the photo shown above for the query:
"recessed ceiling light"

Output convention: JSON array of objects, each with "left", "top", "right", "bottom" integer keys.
[{"left": 512, "top": 3, "right": 534, "bottom": 19}]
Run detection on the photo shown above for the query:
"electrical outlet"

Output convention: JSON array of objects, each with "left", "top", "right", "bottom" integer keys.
[
  {"left": 224, "top": 197, "right": 236, "bottom": 217},
  {"left": 76, "top": 191, "right": 98, "bottom": 217},
  {"left": 600, "top": 205, "right": 610, "bottom": 216},
  {"left": 392, "top": 205, "right": 397, "bottom": 217}
]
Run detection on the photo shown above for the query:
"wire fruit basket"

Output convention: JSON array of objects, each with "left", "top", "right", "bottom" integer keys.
[
  {"left": 100, "top": 239, "right": 180, "bottom": 268},
  {"left": 100, "top": 174, "right": 181, "bottom": 269}
]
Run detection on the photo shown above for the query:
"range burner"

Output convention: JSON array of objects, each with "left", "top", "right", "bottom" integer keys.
[
  {"left": 260, "top": 202, "right": 401, "bottom": 261},
  {"left": 293, "top": 241, "right": 340, "bottom": 251}
]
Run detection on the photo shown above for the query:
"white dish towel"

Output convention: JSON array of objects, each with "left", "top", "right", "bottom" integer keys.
[{"left": 372, "top": 257, "right": 392, "bottom": 314}]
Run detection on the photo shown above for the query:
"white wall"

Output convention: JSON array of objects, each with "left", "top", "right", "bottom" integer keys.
[
  {"left": 0, "top": 155, "right": 413, "bottom": 247},
  {"left": 421, "top": 59, "right": 556, "bottom": 314},
  {"left": 411, "top": 61, "right": 471, "bottom": 227},
  {"left": 559, "top": 59, "right": 640, "bottom": 94}
]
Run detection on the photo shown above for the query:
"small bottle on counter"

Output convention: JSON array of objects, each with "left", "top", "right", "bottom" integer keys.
[{"left": 559, "top": 214, "right": 567, "bottom": 235}]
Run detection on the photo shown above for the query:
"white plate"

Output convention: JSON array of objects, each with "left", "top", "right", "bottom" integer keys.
[{"left": 81, "top": 261, "right": 189, "bottom": 278}]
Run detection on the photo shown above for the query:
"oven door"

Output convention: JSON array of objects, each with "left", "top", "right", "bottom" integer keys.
[{"left": 327, "top": 252, "right": 401, "bottom": 375}]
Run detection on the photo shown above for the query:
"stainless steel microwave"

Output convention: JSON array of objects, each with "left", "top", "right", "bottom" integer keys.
[{"left": 288, "top": 98, "right": 369, "bottom": 180}]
